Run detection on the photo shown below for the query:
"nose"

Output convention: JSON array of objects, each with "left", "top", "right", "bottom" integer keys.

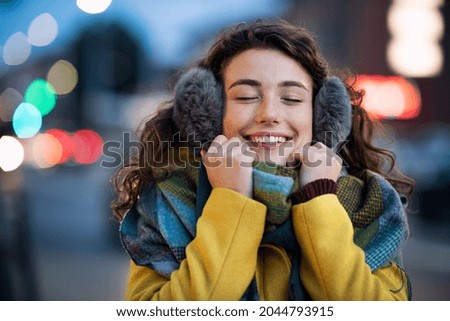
[{"left": 255, "top": 97, "right": 280, "bottom": 124}]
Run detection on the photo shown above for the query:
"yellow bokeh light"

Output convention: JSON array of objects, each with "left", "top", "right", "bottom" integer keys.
[{"left": 47, "top": 60, "right": 79, "bottom": 95}]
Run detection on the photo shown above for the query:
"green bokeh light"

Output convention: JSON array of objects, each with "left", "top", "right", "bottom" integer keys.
[{"left": 24, "top": 79, "right": 57, "bottom": 116}]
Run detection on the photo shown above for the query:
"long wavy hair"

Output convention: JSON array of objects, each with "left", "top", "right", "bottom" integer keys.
[{"left": 111, "top": 20, "right": 414, "bottom": 220}]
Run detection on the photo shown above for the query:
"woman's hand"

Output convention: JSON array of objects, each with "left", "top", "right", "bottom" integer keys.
[
  {"left": 201, "top": 135, "right": 256, "bottom": 198},
  {"left": 295, "top": 142, "right": 342, "bottom": 188}
]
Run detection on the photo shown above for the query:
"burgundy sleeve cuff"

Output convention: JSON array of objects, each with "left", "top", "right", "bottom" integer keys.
[{"left": 292, "top": 179, "right": 337, "bottom": 204}]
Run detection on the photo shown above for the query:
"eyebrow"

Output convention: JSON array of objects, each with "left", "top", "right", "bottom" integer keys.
[
  {"left": 228, "top": 79, "right": 261, "bottom": 89},
  {"left": 278, "top": 80, "right": 309, "bottom": 91},
  {"left": 228, "top": 78, "right": 308, "bottom": 91}
]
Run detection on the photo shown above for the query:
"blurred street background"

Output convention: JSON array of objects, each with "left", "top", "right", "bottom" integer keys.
[{"left": 0, "top": 0, "right": 449, "bottom": 300}]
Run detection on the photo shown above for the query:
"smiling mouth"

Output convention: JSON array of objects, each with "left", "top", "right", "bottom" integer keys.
[{"left": 244, "top": 134, "right": 293, "bottom": 148}]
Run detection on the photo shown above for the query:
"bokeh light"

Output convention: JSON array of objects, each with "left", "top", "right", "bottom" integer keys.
[
  {"left": 353, "top": 75, "right": 421, "bottom": 119},
  {"left": 0, "top": 136, "right": 25, "bottom": 172},
  {"left": 24, "top": 79, "right": 57, "bottom": 116},
  {"left": 12, "top": 102, "right": 43, "bottom": 138},
  {"left": 387, "top": 0, "right": 444, "bottom": 77},
  {"left": 31, "top": 133, "right": 63, "bottom": 169},
  {"left": 47, "top": 60, "right": 79, "bottom": 95},
  {"left": 24, "top": 129, "right": 104, "bottom": 167},
  {"left": 72, "top": 130, "right": 103, "bottom": 164},
  {"left": 0, "top": 88, "right": 23, "bottom": 122},
  {"left": 77, "top": 0, "right": 112, "bottom": 14},
  {"left": 27, "top": 13, "right": 59, "bottom": 47},
  {"left": 394, "top": 0, "right": 445, "bottom": 7},
  {"left": 46, "top": 129, "right": 75, "bottom": 164},
  {"left": 0, "top": 45, "right": 10, "bottom": 78},
  {"left": 387, "top": 40, "right": 443, "bottom": 78},
  {"left": 3, "top": 32, "right": 32, "bottom": 66},
  {"left": 388, "top": 3, "right": 444, "bottom": 41}
]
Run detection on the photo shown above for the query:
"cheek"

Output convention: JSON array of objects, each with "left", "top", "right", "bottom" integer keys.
[
  {"left": 303, "top": 124, "right": 313, "bottom": 143},
  {"left": 222, "top": 103, "right": 254, "bottom": 138},
  {"left": 222, "top": 105, "right": 237, "bottom": 138},
  {"left": 294, "top": 112, "right": 313, "bottom": 144},
  {"left": 222, "top": 117, "right": 233, "bottom": 138}
]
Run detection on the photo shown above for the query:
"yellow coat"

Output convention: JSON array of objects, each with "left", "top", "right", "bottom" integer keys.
[{"left": 124, "top": 188, "right": 409, "bottom": 300}]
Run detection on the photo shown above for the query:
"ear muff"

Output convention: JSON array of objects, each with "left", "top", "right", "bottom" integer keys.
[
  {"left": 172, "top": 67, "right": 352, "bottom": 151},
  {"left": 172, "top": 67, "right": 223, "bottom": 148},
  {"left": 313, "top": 77, "right": 352, "bottom": 149}
]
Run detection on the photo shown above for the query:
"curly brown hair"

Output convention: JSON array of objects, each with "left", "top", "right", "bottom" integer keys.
[{"left": 111, "top": 20, "right": 414, "bottom": 221}]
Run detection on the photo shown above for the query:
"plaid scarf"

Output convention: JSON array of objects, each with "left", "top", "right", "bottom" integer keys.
[{"left": 120, "top": 162, "right": 408, "bottom": 300}]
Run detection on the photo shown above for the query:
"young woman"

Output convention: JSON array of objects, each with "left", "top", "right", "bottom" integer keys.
[{"left": 112, "top": 20, "right": 414, "bottom": 300}]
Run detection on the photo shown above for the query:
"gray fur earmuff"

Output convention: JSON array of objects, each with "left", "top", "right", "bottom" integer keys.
[
  {"left": 172, "top": 67, "right": 352, "bottom": 150},
  {"left": 313, "top": 77, "right": 352, "bottom": 148},
  {"left": 172, "top": 68, "right": 223, "bottom": 147}
]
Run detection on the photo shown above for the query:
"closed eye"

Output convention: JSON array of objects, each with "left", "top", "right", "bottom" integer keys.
[
  {"left": 236, "top": 97, "right": 259, "bottom": 101},
  {"left": 281, "top": 97, "right": 303, "bottom": 104}
]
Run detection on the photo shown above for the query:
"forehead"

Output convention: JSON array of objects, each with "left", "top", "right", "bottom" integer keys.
[{"left": 223, "top": 48, "right": 313, "bottom": 89}]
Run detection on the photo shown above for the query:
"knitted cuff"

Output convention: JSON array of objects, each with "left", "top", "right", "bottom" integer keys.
[{"left": 292, "top": 179, "right": 337, "bottom": 204}]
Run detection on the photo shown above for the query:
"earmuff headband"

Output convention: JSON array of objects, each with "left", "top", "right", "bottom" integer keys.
[{"left": 172, "top": 67, "right": 352, "bottom": 150}]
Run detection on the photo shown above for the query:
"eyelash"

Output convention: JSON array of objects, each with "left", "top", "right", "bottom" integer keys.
[
  {"left": 282, "top": 98, "right": 303, "bottom": 104},
  {"left": 236, "top": 96, "right": 259, "bottom": 101},
  {"left": 236, "top": 97, "right": 302, "bottom": 101},
  {"left": 233, "top": 97, "right": 303, "bottom": 105}
]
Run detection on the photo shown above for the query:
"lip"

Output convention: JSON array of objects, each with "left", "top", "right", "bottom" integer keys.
[
  {"left": 246, "top": 131, "right": 291, "bottom": 138},
  {"left": 244, "top": 131, "right": 294, "bottom": 149},
  {"left": 244, "top": 132, "right": 293, "bottom": 142}
]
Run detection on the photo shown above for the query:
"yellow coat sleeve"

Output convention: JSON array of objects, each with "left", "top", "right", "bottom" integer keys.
[
  {"left": 292, "top": 194, "right": 409, "bottom": 301},
  {"left": 125, "top": 187, "right": 267, "bottom": 300}
]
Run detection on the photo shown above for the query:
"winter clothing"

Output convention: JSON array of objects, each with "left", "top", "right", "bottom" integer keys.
[
  {"left": 120, "top": 161, "right": 410, "bottom": 300},
  {"left": 119, "top": 64, "right": 410, "bottom": 301}
]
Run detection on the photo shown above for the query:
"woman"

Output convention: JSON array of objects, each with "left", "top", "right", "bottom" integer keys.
[{"left": 113, "top": 20, "right": 414, "bottom": 300}]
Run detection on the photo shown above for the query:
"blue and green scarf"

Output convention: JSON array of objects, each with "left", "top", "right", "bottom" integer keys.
[{"left": 120, "top": 162, "right": 409, "bottom": 300}]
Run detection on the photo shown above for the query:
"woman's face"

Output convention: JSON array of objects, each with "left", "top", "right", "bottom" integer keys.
[{"left": 222, "top": 48, "right": 313, "bottom": 165}]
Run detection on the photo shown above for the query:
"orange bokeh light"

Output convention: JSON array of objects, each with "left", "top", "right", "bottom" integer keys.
[
  {"left": 46, "top": 129, "right": 75, "bottom": 164},
  {"left": 352, "top": 75, "right": 421, "bottom": 119},
  {"left": 32, "top": 133, "right": 63, "bottom": 168}
]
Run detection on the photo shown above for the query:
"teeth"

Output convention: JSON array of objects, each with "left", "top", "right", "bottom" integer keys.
[{"left": 251, "top": 136, "right": 287, "bottom": 143}]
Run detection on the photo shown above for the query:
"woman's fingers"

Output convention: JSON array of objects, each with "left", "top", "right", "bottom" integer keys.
[
  {"left": 298, "top": 142, "right": 342, "bottom": 188},
  {"left": 201, "top": 135, "right": 254, "bottom": 198}
]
